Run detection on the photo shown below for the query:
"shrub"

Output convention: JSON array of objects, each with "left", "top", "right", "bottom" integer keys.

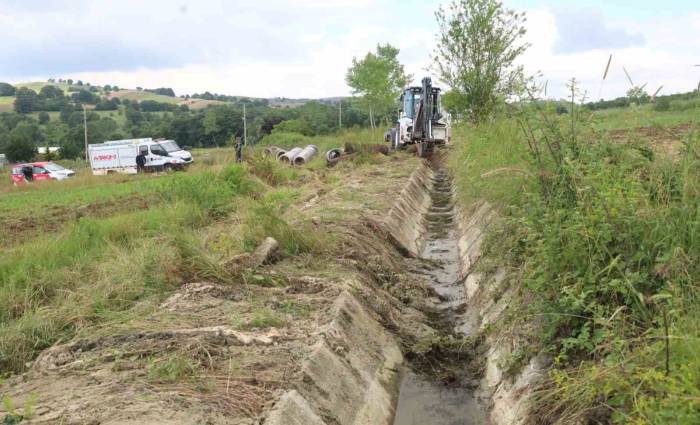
[
  {"left": 653, "top": 97, "right": 671, "bottom": 111},
  {"left": 243, "top": 191, "right": 322, "bottom": 256},
  {"left": 485, "top": 96, "right": 700, "bottom": 422},
  {"left": 259, "top": 131, "right": 310, "bottom": 148}
]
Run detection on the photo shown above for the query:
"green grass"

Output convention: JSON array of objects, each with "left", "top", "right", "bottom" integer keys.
[
  {"left": 448, "top": 104, "right": 700, "bottom": 423},
  {"left": 449, "top": 121, "right": 534, "bottom": 209},
  {"left": 0, "top": 163, "right": 266, "bottom": 373},
  {"left": 591, "top": 102, "right": 700, "bottom": 131},
  {"left": 0, "top": 128, "right": 376, "bottom": 374},
  {"left": 111, "top": 89, "right": 182, "bottom": 104},
  {"left": 15, "top": 82, "right": 71, "bottom": 94},
  {"left": 0, "top": 173, "right": 160, "bottom": 213},
  {"left": 0, "top": 96, "right": 14, "bottom": 112}
]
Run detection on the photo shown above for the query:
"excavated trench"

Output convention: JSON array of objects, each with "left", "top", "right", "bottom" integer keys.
[{"left": 392, "top": 163, "right": 487, "bottom": 425}]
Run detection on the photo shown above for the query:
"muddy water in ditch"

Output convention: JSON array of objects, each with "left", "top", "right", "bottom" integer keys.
[{"left": 393, "top": 167, "right": 487, "bottom": 425}]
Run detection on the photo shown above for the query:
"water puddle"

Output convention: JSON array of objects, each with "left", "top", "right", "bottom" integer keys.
[
  {"left": 393, "top": 370, "right": 486, "bottom": 425},
  {"left": 394, "top": 166, "right": 487, "bottom": 425}
]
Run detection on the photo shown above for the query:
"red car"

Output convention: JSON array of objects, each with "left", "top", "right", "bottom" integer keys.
[{"left": 10, "top": 162, "right": 76, "bottom": 185}]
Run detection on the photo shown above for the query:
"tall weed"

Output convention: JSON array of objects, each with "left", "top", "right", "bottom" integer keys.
[{"left": 467, "top": 83, "right": 699, "bottom": 422}]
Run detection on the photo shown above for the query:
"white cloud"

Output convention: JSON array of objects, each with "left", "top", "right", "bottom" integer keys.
[
  {"left": 518, "top": 8, "right": 700, "bottom": 100},
  {"left": 2, "top": 1, "right": 699, "bottom": 100}
]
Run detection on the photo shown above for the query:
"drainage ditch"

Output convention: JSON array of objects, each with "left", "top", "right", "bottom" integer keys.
[{"left": 393, "top": 163, "right": 488, "bottom": 425}]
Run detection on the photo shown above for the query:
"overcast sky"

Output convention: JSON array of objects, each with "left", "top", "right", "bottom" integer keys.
[{"left": 1, "top": 0, "right": 698, "bottom": 100}]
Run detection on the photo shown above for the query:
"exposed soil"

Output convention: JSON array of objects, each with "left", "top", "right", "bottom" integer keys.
[
  {"left": 0, "top": 194, "right": 151, "bottom": 248},
  {"left": 607, "top": 123, "right": 695, "bottom": 156}
]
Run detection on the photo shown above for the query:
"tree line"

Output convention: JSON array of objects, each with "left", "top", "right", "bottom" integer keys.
[{"left": 0, "top": 92, "right": 367, "bottom": 162}]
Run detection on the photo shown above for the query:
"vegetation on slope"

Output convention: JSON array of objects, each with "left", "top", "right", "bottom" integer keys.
[{"left": 449, "top": 98, "right": 699, "bottom": 423}]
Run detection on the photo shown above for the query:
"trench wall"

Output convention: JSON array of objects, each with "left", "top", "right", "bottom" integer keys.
[
  {"left": 383, "top": 165, "right": 434, "bottom": 257},
  {"left": 262, "top": 293, "right": 403, "bottom": 425},
  {"left": 455, "top": 201, "right": 546, "bottom": 425},
  {"left": 264, "top": 163, "right": 438, "bottom": 425},
  {"left": 264, "top": 161, "right": 545, "bottom": 425}
]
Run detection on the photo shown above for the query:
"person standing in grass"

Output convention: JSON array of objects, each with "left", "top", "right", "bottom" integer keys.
[
  {"left": 234, "top": 136, "right": 243, "bottom": 163},
  {"left": 136, "top": 150, "right": 146, "bottom": 173}
]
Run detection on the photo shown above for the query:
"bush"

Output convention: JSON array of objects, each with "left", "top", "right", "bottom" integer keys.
[
  {"left": 0, "top": 82, "right": 16, "bottom": 96},
  {"left": 158, "top": 164, "right": 259, "bottom": 217},
  {"left": 243, "top": 191, "right": 321, "bottom": 256},
  {"left": 481, "top": 101, "right": 700, "bottom": 422},
  {"left": 247, "top": 152, "right": 298, "bottom": 186},
  {"left": 654, "top": 97, "right": 671, "bottom": 111},
  {"left": 259, "top": 131, "right": 310, "bottom": 148}
]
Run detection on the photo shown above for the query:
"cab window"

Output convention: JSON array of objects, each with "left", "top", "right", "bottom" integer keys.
[
  {"left": 33, "top": 166, "right": 47, "bottom": 174},
  {"left": 150, "top": 144, "right": 168, "bottom": 156}
]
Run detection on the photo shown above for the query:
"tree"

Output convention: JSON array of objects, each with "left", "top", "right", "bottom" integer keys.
[
  {"left": 145, "top": 87, "right": 176, "bottom": 97},
  {"left": 38, "top": 111, "right": 50, "bottom": 124},
  {"left": 432, "top": 0, "right": 529, "bottom": 122},
  {"left": 0, "top": 82, "right": 16, "bottom": 96},
  {"left": 14, "top": 88, "right": 38, "bottom": 113},
  {"left": 66, "top": 79, "right": 74, "bottom": 85},
  {"left": 71, "top": 90, "right": 98, "bottom": 104},
  {"left": 39, "top": 85, "right": 64, "bottom": 99},
  {"left": 5, "top": 122, "right": 41, "bottom": 162},
  {"left": 346, "top": 44, "right": 410, "bottom": 128}
]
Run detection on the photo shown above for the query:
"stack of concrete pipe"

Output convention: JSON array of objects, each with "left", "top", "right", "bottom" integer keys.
[
  {"left": 293, "top": 145, "right": 318, "bottom": 166},
  {"left": 275, "top": 145, "right": 318, "bottom": 166},
  {"left": 278, "top": 147, "right": 303, "bottom": 164}
]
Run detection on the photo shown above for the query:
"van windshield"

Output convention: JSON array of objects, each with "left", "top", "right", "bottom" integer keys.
[{"left": 159, "top": 141, "right": 181, "bottom": 153}]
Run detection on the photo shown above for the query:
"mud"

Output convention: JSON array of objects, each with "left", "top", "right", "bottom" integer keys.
[
  {"left": 393, "top": 370, "right": 485, "bottom": 425},
  {"left": 394, "top": 164, "right": 487, "bottom": 425}
]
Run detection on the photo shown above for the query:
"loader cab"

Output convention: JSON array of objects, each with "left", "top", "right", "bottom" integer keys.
[{"left": 400, "top": 87, "right": 422, "bottom": 120}]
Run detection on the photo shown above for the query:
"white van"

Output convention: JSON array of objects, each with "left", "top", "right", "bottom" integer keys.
[
  {"left": 88, "top": 138, "right": 189, "bottom": 175},
  {"left": 155, "top": 139, "right": 193, "bottom": 164}
]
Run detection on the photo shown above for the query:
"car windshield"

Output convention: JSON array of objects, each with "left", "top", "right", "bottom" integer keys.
[
  {"left": 44, "top": 163, "right": 66, "bottom": 172},
  {"left": 159, "top": 141, "right": 181, "bottom": 153}
]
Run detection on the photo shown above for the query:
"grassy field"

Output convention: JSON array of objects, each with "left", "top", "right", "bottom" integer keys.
[
  {"left": 15, "top": 81, "right": 71, "bottom": 94},
  {"left": 592, "top": 101, "right": 700, "bottom": 131},
  {"left": 0, "top": 96, "right": 14, "bottom": 112},
  {"left": 109, "top": 89, "right": 227, "bottom": 109},
  {"left": 448, "top": 102, "right": 699, "bottom": 423},
  {"left": 0, "top": 130, "right": 392, "bottom": 374}
]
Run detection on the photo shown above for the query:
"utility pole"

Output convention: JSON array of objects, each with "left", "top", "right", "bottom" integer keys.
[
  {"left": 83, "top": 105, "right": 88, "bottom": 162},
  {"left": 243, "top": 103, "right": 247, "bottom": 146},
  {"left": 338, "top": 100, "right": 342, "bottom": 130}
]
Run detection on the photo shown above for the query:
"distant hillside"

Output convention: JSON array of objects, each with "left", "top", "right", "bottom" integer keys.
[
  {"left": 0, "top": 81, "right": 348, "bottom": 113},
  {"left": 108, "top": 89, "right": 227, "bottom": 110}
]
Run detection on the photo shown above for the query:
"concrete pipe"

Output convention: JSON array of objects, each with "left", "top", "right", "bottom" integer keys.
[
  {"left": 326, "top": 152, "right": 356, "bottom": 167},
  {"left": 293, "top": 145, "right": 319, "bottom": 166},
  {"left": 275, "top": 149, "right": 288, "bottom": 159},
  {"left": 325, "top": 148, "right": 343, "bottom": 163},
  {"left": 279, "top": 147, "right": 303, "bottom": 164},
  {"left": 264, "top": 145, "right": 283, "bottom": 156}
]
